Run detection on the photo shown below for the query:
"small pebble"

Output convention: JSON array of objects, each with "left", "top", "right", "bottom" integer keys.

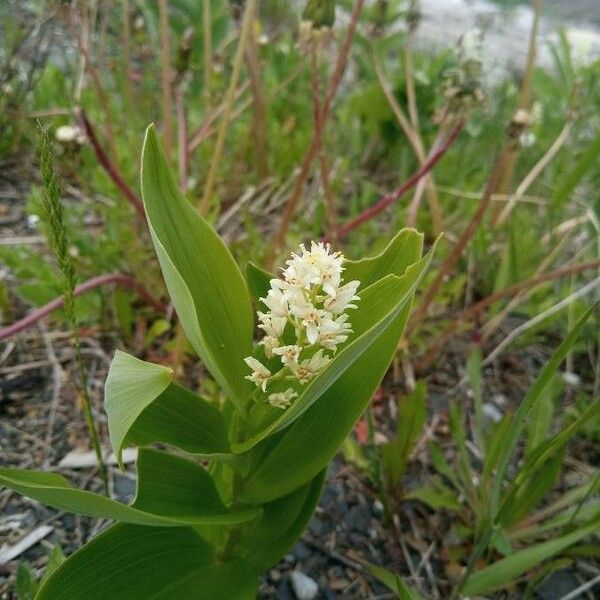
[
  {"left": 290, "top": 570, "right": 318, "bottom": 600},
  {"left": 482, "top": 402, "right": 503, "bottom": 423}
]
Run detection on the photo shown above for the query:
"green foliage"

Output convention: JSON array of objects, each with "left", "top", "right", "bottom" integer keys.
[
  {"left": 381, "top": 380, "right": 427, "bottom": 487},
  {"left": 0, "top": 128, "right": 431, "bottom": 599}
]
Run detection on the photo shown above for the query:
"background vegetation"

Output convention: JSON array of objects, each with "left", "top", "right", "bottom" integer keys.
[{"left": 0, "top": 0, "right": 599, "bottom": 598}]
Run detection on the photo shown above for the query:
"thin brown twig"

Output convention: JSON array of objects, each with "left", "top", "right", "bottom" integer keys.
[
  {"left": 328, "top": 119, "right": 464, "bottom": 242},
  {"left": 267, "top": 0, "right": 365, "bottom": 267},
  {"left": 415, "top": 258, "right": 600, "bottom": 372},
  {"left": 0, "top": 273, "right": 166, "bottom": 340},
  {"left": 78, "top": 108, "right": 145, "bottom": 219}
]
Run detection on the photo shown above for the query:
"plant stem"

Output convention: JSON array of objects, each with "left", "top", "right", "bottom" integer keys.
[
  {"left": 267, "top": 0, "right": 365, "bottom": 267},
  {"left": 407, "top": 142, "right": 510, "bottom": 336},
  {"left": 158, "top": 0, "right": 173, "bottom": 161},
  {"left": 78, "top": 108, "right": 145, "bottom": 219},
  {"left": 416, "top": 258, "right": 600, "bottom": 371},
  {"left": 311, "top": 37, "right": 337, "bottom": 239},
  {"left": 200, "top": 0, "right": 257, "bottom": 214},
  {"left": 244, "top": 21, "right": 269, "bottom": 179},
  {"left": 38, "top": 125, "right": 108, "bottom": 495},
  {"left": 0, "top": 273, "right": 165, "bottom": 340},
  {"left": 202, "top": 0, "right": 213, "bottom": 99},
  {"left": 328, "top": 119, "right": 463, "bottom": 241}
]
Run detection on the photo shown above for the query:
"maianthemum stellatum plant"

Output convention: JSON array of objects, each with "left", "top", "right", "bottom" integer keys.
[{"left": 0, "top": 125, "right": 437, "bottom": 599}]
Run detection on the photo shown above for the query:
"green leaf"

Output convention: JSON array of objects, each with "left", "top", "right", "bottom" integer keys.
[
  {"left": 240, "top": 242, "right": 434, "bottom": 503},
  {"left": 16, "top": 562, "right": 38, "bottom": 600},
  {"left": 0, "top": 449, "right": 260, "bottom": 527},
  {"left": 498, "top": 399, "right": 600, "bottom": 526},
  {"left": 381, "top": 381, "right": 427, "bottom": 485},
  {"left": 365, "top": 563, "right": 425, "bottom": 599},
  {"left": 551, "top": 131, "right": 600, "bottom": 207},
  {"left": 234, "top": 239, "right": 436, "bottom": 454},
  {"left": 246, "top": 261, "right": 272, "bottom": 303},
  {"left": 105, "top": 351, "right": 229, "bottom": 467},
  {"left": 36, "top": 524, "right": 258, "bottom": 600},
  {"left": 463, "top": 514, "right": 600, "bottom": 595},
  {"left": 343, "top": 228, "right": 424, "bottom": 288},
  {"left": 141, "top": 124, "right": 254, "bottom": 409},
  {"left": 239, "top": 469, "right": 326, "bottom": 571},
  {"left": 405, "top": 481, "right": 462, "bottom": 512},
  {"left": 491, "top": 306, "right": 596, "bottom": 516},
  {"left": 525, "top": 374, "right": 561, "bottom": 456}
]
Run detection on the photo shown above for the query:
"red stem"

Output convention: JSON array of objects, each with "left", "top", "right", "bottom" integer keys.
[
  {"left": 0, "top": 273, "right": 165, "bottom": 339},
  {"left": 78, "top": 108, "right": 146, "bottom": 219},
  {"left": 328, "top": 120, "right": 464, "bottom": 241}
]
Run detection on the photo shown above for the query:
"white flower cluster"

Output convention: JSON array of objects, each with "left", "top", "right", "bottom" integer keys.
[{"left": 244, "top": 242, "right": 360, "bottom": 410}]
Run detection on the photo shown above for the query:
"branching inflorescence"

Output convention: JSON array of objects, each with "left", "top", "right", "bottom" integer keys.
[{"left": 245, "top": 242, "right": 360, "bottom": 409}]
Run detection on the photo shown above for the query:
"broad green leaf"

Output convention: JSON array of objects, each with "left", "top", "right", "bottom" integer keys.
[
  {"left": 0, "top": 449, "right": 260, "bottom": 527},
  {"left": 381, "top": 381, "right": 427, "bottom": 485},
  {"left": 246, "top": 261, "right": 272, "bottom": 303},
  {"left": 234, "top": 240, "right": 436, "bottom": 454},
  {"left": 37, "top": 524, "right": 258, "bottom": 600},
  {"left": 463, "top": 514, "right": 600, "bottom": 595},
  {"left": 105, "top": 351, "right": 229, "bottom": 467},
  {"left": 344, "top": 228, "right": 424, "bottom": 287},
  {"left": 239, "top": 469, "right": 326, "bottom": 571},
  {"left": 366, "top": 563, "right": 425, "bottom": 600},
  {"left": 240, "top": 247, "right": 433, "bottom": 503},
  {"left": 491, "top": 306, "right": 595, "bottom": 516},
  {"left": 141, "top": 125, "right": 254, "bottom": 409}
]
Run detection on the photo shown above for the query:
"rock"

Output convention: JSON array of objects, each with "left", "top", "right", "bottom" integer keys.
[
  {"left": 290, "top": 570, "right": 319, "bottom": 600},
  {"left": 292, "top": 541, "right": 311, "bottom": 560},
  {"left": 482, "top": 402, "right": 503, "bottom": 423}
]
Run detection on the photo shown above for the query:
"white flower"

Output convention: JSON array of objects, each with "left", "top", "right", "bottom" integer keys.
[
  {"left": 324, "top": 280, "right": 360, "bottom": 314},
  {"left": 260, "top": 288, "right": 289, "bottom": 318},
  {"left": 244, "top": 356, "right": 271, "bottom": 391},
  {"left": 291, "top": 349, "right": 330, "bottom": 384},
  {"left": 55, "top": 125, "right": 86, "bottom": 144},
  {"left": 272, "top": 344, "right": 302, "bottom": 366},
  {"left": 293, "top": 305, "right": 325, "bottom": 345},
  {"left": 268, "top": 388, "right": 297, "bottom": 409},
  {"left": 260, "top": 335, "right": 280, "bottom": 358},
  {"left": 317, "top": 313, "right": 353, "bottom": 351},
  {"left": 246, "top": 241, "right": 360, "bottom": 397},
  {"left": 257, "top": 312, "right": 287, "bottom": 338}
]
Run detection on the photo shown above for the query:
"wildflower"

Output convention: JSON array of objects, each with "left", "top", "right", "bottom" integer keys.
[
  {"left": 55, "top": 125, "right": 86, "bottom": 145},
  {"left": 244, "top": 241, "right": 361, "bottom": 408},
  {"left": 268, "top": 388, "right": 297, "bottom": 410},
  {"left": 291, "top": 350, "right": 331, "bottom": 384},
  {"left": 324, "top": 280, "right": 360, "bottom": 313},
  {"left": 244, "top": 357, "right": 271, "bottom": 391},
  {"left": 260, "top": 335, "right": 280, "bottom": 359},
  {"left": 272, "top": 345, "right": 302, "bottom": 367}
]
